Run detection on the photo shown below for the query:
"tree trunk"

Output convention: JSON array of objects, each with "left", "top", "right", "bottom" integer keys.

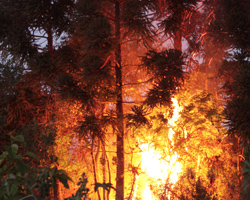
[
  {"left": 102, "top": 144, "right": 106, "bottom": 200},
  {"left": 115, "top": 1, "right": 124, "bottom": 200},
  {"left": 92, "top": 140, "right": 101, "bottom": 200}
]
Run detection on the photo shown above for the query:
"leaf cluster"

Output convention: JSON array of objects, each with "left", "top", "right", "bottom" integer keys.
[
  {"left": 142, "top": 49, "right": 184, "bottom": 107},
  {"left": 126, "top": 105, "right": 150, "bottom": 128},
  {"left": 121, "top": 0, "right": 155, "bottom": 39},
  {"left": 77, "top": 113, "right": 115, "bottom": 142},
  {"left": 0, "top": 134, "right": 36, "bottom": 200},
  {"left": 0, "top": 132, "right": 73, "bottom": 200}
]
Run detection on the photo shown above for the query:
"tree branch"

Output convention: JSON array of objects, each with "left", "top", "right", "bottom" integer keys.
[{"left": 122, "top": 78, "right": 153, "bottom": 86}]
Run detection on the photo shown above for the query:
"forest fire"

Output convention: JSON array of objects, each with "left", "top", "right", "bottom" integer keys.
[
  {"left": 0, "top": 0, "right": 248, "bottom": 199},
  {"left": 133, "top": 98, "right": 182, "bottom": 199}
]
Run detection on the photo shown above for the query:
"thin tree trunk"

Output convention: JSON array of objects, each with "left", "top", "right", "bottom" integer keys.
[
  {"left": 91, "top": 140, "right": 101, "bottom": 200},
  {"left": 102, "top": 143, "right": 106, "bottom": 200},
  {"left": 115, "top": 1, "right": 125, "bottom": 200},
  {"left": 105, "top": 145, "right": 111, "bottom": 200},
  {"left": 101, "top": 105, "right": 106, "bottom": 200}
]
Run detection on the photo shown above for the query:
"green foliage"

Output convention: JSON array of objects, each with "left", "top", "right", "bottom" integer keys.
[
  {"left": 0, "top": 132, "right": 72, "bottom": 200},
  {"left": 0, "top": 134, "right": 36, "bottom": 200},
  {"left": 2, "top": 0, "right": 247, "bottom": 199},
  {"left": 0, "top": 131, "right": 110, "bottom": 199},
  {"left": 0, "top": 55, "right": 58, "bottom": 162}
]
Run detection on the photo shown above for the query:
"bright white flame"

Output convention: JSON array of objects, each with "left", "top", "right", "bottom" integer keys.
[
  {"left": 134, "top": 98, "right": 182, "bottom": 200},
  {"left": 142, "top": 184, "right": 155, "bottom": 200}
]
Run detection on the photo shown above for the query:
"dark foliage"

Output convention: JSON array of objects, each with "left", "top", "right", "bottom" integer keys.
[
  {"left": 77, "top": 113, "right": 115, "bottom": 141},
  {"left": 142, "top": 49, "right": 184, "bottom": 107},
  {"left": 158, "top": 0, "right": 198, "bottom": 35},
  {"left": 206, "top": 0, "right": 250, "bottom": 52},
  {"left": 121, "top": 0, "right": 155, "bottom": 39},
  {"left": 55, "top": 73, "right": 94, "bottom": 107},
  {"left": 126, "top": 105, "right": 150, "bottom": 128},
  {"left": 0, "top": 0, "right": 74, "bottom": 59},
  {"left": 223, "top": 57, "right": 250, "bottom": 141}
]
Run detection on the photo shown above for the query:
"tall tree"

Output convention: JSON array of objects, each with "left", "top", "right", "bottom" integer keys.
[{"left": 67, "top": 1, "right": 185, "bottom": 199}]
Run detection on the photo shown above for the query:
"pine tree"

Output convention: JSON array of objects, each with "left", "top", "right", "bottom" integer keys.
[{"left": 66, "top": 1, "right": 185, "bottom": 199}]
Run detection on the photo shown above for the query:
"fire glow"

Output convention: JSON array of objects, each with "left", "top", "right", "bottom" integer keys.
[{"left": 133, "top": 98, "right": 182, "bottom": 199}]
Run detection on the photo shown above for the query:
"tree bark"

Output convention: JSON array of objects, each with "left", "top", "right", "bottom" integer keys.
[{"left": 115, "top": 1, "right": 124, "bottom": 200}]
